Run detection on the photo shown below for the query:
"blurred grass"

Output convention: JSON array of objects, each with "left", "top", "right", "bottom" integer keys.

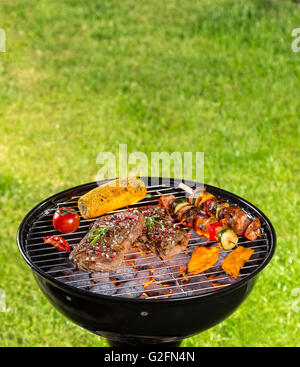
[{"left": 0, "top": 0, "right": 299, "bottom": 347}]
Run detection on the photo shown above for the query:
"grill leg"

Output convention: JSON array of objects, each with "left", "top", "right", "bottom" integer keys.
[{"left": 107, "top": 339, "right": 182, "bottom": 348}]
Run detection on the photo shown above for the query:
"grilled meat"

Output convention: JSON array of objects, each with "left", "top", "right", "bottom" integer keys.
[
  {"left": 244, "top": 218, "right": 261, "bottom": 241},
  {"left": 219, "top": 206, "right": 252, "bottom": 236},
  {"left": 197, "top": 195, "right": 261, "bottom": 240},
  {"left": 135, "top": 205, "right": 189, "bottom": 257},
  {"left": 159, "top": 190, "right": 261, "bottom": 242},
  {"left": 69, "top": 210, "right": 145, "bottom": 272}
]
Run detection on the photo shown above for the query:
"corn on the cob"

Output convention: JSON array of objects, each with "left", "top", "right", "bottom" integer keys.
[{"left": 78, "top": 177, "right": 147, "bottom": 219}]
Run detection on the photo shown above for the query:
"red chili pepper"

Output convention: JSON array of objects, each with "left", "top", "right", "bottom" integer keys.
[
  {"left": 43, "top": 236, "right": 71, "bottom": 253},
  {"left": 208, "top": 222, "right": 223, "bottom": 241}
]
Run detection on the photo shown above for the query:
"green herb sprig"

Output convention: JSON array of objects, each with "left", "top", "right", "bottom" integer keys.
[
  {"left": 87, "top": 225, "right": 110, "bottom": 246},
  {"left": 145, "top": 215, "right": 162, "bottom": 231}
]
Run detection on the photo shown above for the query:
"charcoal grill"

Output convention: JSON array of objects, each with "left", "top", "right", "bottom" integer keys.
[{"left": 17, "top": 178, "right": 276, "bottom": 347}]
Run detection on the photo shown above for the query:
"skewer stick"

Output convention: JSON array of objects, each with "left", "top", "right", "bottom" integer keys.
[{"left": 178, "top": 182, "right": 194, "bottom": 195}]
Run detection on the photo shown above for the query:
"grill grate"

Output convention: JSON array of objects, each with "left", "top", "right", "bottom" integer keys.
[{"left": 22, "top": 180, "right": 271, "bottom": 300}]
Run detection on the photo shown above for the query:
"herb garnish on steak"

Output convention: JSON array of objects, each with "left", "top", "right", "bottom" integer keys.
[
  {"left": 69, "top": 210, "right": 145, "bottom": 272},
  {"left": 135, "top": 205, "right": 189, "bottom": 257}
]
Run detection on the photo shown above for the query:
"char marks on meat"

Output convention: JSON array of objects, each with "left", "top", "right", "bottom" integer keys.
[{"left": 69, "top": 210, "right": 145, "bottom": 272}]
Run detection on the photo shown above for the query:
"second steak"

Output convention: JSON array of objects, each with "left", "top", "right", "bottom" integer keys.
[{"left": 135, "top": 205, "right": 189, "bottom": 257}]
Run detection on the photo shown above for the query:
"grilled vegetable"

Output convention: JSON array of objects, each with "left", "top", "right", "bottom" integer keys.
[
  {"left": 78, "top": 177, "right": 147, "bottom": 219},
  {"left": 208, "top": 222, "right": 223, "bottom": 241},
  {"left": 195, "top": 192, "right": 215, "bottom": 209},
  {"left": 43, "top": 236, "right": 71, "bottom": 252},
  {"left": 222, "top": 246, "right": 254, "bottom": 278},
  {"left": 196, "top": 216, "right": 218, "bottom": 233},
  {"left": 188, "top": 246, "right": 220, "bottom": 275},
  {"left": 194, "top": 213, "right": 209, "bottom": 231},
  {"left": 53, "top": 207, "right": 80, "bottom": 233},
  {"left": 205, "top": 198, "right": 219, "bottom": 215},
  {"left": 189, "top": 187, "right": 204, "bottom": 205},
  {"left": 172, "top": 198, "right": 190, "bottom": 214},
  {"left": 214, "top": 202, "right": 230, "bottom": 220},
  {"left": 218, "top": 228, "right": 238, "bottom": 250}
]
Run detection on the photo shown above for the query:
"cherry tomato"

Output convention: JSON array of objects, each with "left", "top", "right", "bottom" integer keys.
[
  {"left": 52, "top": 207, "right": 80, "bottom": 233},
  {"left": 43, "top": 236, "right": 71, "bottom": 252}
]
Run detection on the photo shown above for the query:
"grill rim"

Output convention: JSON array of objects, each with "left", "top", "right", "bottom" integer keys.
[{"left": 17, "top": 177, "right": 276, "bottom": 303}]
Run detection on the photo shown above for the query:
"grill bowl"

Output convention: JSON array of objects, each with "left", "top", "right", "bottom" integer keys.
[{"left": 17, "top": 178, "right": 276, "bottom": 346}]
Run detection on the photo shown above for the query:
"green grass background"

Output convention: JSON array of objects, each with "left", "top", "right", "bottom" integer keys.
[{"left": 0, "top": 0, "right": 299, "bottom": 347}]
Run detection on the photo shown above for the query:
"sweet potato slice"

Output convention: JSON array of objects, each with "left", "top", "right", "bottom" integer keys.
[
  {"left": 187, "top": 246, "right": 220, "bottom": 275},
  {"left": 222, "top": 246, "right": 254, "bottom": 279}
]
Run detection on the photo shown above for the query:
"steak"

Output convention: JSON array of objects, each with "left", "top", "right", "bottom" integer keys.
[
  {"left": 135, "top": 205, "right": 189, "bottom": 257},
  {"left": 69, "top": 210, "right": 145, "bottom": 272}
]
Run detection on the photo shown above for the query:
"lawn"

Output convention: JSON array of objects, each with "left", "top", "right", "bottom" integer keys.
[{"left": 0, "top": 0, "right": 299, "bottom": 347}]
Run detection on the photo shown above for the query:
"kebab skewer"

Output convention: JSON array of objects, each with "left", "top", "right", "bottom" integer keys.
[
  {"left": 158, "top": 184, "right": 261, "bottom": 250},
  {"left": 187, "top": 185, "right": 261, "bottom": 240}
]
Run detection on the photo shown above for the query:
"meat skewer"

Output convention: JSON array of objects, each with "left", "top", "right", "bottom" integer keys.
[
  {"left": 158, "top": 184, "right": 261, "bottom": 249},
  {"left": 187, "top": 185, "right": 261, "bottom": 241},
  {"left": 158, "top": 193, "right": 237, "bottom": 250}
]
